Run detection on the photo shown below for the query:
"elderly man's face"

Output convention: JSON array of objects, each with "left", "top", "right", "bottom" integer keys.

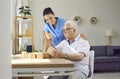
[{"left": 63, "top": 24, "right": 74, "bottom": 40}]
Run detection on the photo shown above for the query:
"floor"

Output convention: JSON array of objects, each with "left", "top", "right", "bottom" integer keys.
[{"left": 93, "top": 72, "right": 120, "bottom": 79}]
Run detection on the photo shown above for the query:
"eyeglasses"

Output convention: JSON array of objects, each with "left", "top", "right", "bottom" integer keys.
[{"left": 63, "top": 28, "right": 73, "bottom": 32}]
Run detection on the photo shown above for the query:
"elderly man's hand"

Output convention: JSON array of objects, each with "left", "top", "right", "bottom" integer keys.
[{"left": 50, "top": 49, "right": 64, "bottom": 58}]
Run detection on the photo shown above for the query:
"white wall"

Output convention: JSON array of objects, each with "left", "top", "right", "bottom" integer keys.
[
  {"left": 28, "top": 0, "right": 120, "bottom": 50},
  {"left": 0, "top": 0, "right": 12, "bottom": 79}
]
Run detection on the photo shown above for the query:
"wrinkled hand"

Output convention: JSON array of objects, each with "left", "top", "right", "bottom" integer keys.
[
  {"left": 50, "top": 49, "right": 64, "bottom": 58},
  {"left": 81, "top": 33, "right": 88, "bottom": 40}
]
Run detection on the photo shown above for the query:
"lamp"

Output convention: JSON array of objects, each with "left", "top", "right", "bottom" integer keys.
[{"left": 105, "top": 29, "right": 114, "bottom": 45}]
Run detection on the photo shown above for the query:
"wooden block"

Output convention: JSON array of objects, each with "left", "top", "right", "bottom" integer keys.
[
  {"left": 36, "top": 53, "right": 44, "bottom": 59},
  {"left": 43, "top": 52, "right": 50, "bottom": 58},
  {"left": 28, "top": 53, "right": 36, "bottom": 58},
  {"left": 21, "top": 51, "right": 28, "bottom": 58}
]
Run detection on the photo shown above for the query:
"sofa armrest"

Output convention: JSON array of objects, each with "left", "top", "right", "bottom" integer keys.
[{"left": 107, "top": 46, "right": 120, "bottom": 56}]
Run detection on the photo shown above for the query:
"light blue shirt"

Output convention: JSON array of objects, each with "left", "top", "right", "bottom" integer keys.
[{"left": 44, "top": 17, "right": 66, "bottom": 46}]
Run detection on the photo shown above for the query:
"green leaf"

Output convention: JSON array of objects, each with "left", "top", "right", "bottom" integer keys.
[
  {"left": 18, "top": 6, "right": 32, "bottom": 16},
  {"left": 25, "top": 6, "right": 30, "bottom": 8},
  {"left": 19, "top": 6, "right": 24, "bottom": 10},
  {"left": 19, "top": 10, "right": 23, "bottom": 14}
]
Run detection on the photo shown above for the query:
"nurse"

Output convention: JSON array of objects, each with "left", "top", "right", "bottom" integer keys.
[
  {"left": 43, "top": 7, "right": 87, "bottom": 52},
  {"left": 43, "top": 7, "right": 66, "bottom": 52}
]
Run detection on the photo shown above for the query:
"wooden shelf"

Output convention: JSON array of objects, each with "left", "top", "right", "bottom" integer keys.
[
  {"left": 18, "top": 34, "right": 32, "bottom": 37},
  {"left": 14, "top": 16, "right": 34, "bottom": 54},
  {"left": 15, "top": 16, "right": 33, "bottom": 19}
]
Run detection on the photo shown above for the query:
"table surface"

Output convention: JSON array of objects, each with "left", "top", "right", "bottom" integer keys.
[
  {"left": 12, "top": 55, "right": 74, "bottom": 68},
  {"left": 12, "top": 55, "right": 74, "bottom": 78}
]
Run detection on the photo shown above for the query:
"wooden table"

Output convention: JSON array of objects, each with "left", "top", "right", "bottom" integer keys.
[{"left": 12, "top": 57, "right": 74, "bottom": 79}]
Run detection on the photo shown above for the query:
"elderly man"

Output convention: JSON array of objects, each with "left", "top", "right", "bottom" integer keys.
[{"left": 48, "top": 20, "right": 90, "bottom": 79}]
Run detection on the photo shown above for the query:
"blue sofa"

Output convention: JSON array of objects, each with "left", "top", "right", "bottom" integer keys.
[{"left": 90, "top": 46, "right": 120, "bottom": 72}]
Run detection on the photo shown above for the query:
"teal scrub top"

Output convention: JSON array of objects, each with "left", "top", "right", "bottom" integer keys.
[{"left": 44, "top": 17, "right": 66, "bottom": 46}]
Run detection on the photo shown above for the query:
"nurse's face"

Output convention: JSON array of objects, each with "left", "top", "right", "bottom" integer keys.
[{"left": 44, "top": 14, "right": 56, "bottom": 25}]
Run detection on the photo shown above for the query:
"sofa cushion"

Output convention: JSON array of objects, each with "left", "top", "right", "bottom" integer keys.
[
  {"left": 107, "top": 46, "right": 120, "bottom": 56},
  {"left": 95, "top": 56, "right": 120, "bottom": 63},
  {"left": 114, "top": 49, "right": 120, "bottom": 56},
  {"left": 90, "top": 46, "right": 107, "bottom": 57}
]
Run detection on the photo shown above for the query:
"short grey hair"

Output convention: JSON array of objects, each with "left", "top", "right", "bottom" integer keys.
[{"left": 64, "top": 20, "right": 78, "bottom": 30}]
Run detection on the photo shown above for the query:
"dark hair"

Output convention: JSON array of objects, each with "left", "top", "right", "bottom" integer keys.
[{"left": 43, "top": 7, "right": 55, "bottom": 16}]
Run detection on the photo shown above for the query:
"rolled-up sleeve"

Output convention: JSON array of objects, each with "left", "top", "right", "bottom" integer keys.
[{"left": 44, "top": 23, "right": 50, "bottom": 33}]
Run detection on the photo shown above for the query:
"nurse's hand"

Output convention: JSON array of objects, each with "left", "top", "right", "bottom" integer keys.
[{"left": 80, "top": 33, "right": 88, "bottom": 40}]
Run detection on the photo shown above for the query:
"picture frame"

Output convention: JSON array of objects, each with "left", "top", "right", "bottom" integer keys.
[
  {"left": 90, "top": 17, "right": 97, "bottom": 24},
  {"left": 73, "top": 16, "right": 81, "bottom": 25}
]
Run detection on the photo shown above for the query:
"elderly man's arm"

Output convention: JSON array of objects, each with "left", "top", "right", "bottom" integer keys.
[
  {"left": 63, "top": 52, "right": 85, "bottom": 61},
  {"left": 50, "top": 49, "right": 85, "bottom": 61}
]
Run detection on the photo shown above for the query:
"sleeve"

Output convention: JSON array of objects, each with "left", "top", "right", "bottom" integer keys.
[
  {"left": 77, "top": 40, "right": 90, "bottom": 56},
  {"left": 61, "top": 18, "right": 66, "bottom": 27},
  {"left": 44, "top": 23, "right": 50, "bottom": 33},
  {"left": 55, "top": 41, "right": 64, "bottom": 51},
  {"left": 62, "top": 19, "right": 66, "bottom": 24}
]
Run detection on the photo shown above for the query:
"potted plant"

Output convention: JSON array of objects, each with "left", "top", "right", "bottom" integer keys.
[{"left": 19, "top": 6, "right": 32, "bottom": 16}]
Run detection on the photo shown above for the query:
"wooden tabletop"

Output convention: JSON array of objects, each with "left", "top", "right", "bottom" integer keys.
[{"left": 12, "top": 58, "right": 74, "bottom": 68}]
